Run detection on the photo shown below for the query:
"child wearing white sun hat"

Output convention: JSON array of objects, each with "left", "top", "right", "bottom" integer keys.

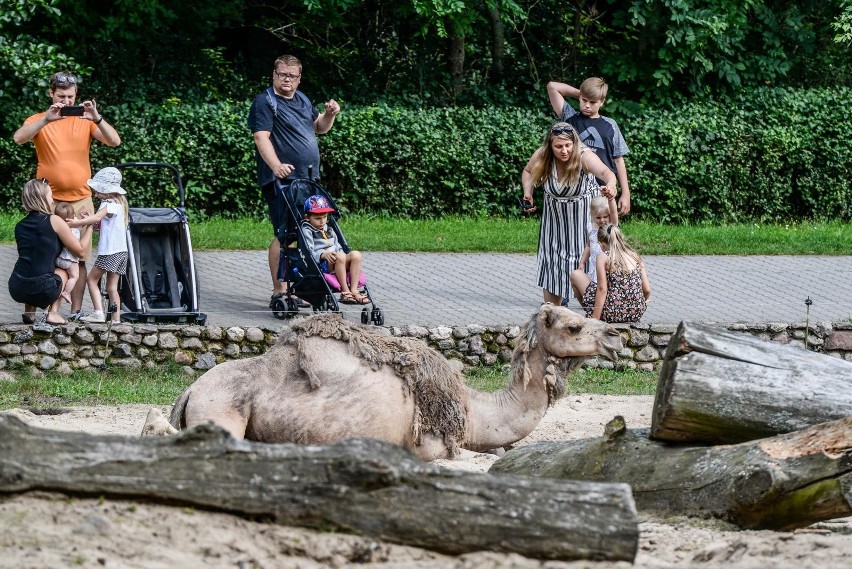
[{"left": 67, "top": 167, "right": 129, "bottom": 323}]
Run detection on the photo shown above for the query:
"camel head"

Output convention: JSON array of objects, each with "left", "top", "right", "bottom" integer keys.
[
  {"left": 527, "top": 303, "right": 623, "bottom": 362},
  {"left": 506, "top": 304, "right": 625, "bottom": 411}
]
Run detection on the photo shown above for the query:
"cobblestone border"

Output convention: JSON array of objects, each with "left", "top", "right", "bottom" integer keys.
[{"left": 1, "top": 320, "right": 851, "bottom": 377}]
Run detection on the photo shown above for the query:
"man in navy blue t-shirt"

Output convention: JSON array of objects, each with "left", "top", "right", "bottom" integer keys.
[{"left": 248, "top": 54, "right": 340, "bottom": 308}]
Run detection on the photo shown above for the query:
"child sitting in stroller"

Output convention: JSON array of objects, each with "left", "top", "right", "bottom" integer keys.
[{"left": 300, "top": 194, "right": 368, "bottom": 305}]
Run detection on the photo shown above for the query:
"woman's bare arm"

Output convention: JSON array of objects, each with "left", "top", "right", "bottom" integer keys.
[{"left": 51, "top": 215, "right": 92, "bottom": 258}]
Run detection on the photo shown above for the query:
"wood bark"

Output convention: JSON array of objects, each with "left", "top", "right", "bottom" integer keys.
[
  {"left": 0, "top": 416, "right": 639, "bottom": 562},
  {"left": 491, "top": 415, "right": 852, "bottom": 531},
  {"left": 447, "top": 22, "right": 465, "bottom": 96},
  {"left": 651, "top": 321, "right": 852, "bottom": 443},
  {"left": 486, "top": 5, "right": 505, "bottom": 81}
]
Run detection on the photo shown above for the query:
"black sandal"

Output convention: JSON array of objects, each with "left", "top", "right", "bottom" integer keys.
[{"left": 270, "top": 293, "right": 311, "bottom": 309}]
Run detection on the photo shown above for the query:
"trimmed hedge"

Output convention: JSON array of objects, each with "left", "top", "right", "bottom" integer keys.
[
  {"left": 626, "top": 88, "right": 852, "bottom": 222},
  {"left": 1, "top": 87, "right": 849, "bottom": 221}
]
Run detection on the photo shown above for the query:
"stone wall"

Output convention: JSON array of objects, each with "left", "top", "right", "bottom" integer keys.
[{"left": 2, "top": 319, "right": 851, "bottom": 375}]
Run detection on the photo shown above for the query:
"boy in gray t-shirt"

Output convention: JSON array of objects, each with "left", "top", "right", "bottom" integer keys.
[{"left": 547, "top": 77, "right": 632, "bottom": 216}]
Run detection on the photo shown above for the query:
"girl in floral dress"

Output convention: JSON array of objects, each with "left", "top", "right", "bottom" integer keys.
[{"left": 581, "top": 224, "right": 651, "bottom": 323}]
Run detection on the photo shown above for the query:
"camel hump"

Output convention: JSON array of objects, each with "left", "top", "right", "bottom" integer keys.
[{"left": 141, "top": 408, "right": 178, "bottom": 436}]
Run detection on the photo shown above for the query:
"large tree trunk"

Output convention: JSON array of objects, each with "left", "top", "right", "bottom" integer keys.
[
  {"left": 491, "top": 415, "right": 852, "bottom": 531},
  {"left": 486, "top": 4, "right": 505, "bottom": 81},
  {"left": 0, "top": 416, "right": 639, "bottom": 562},
  {"left": 447, "top": 21, "right": 465, "bottom": 97},
  {"left": 651, "top": 322, "right": 852, "bottom": 444}
]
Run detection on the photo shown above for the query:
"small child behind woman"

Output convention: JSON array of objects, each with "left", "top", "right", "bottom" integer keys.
[
  {"left": 570, "top": 191, "right": 618, "bottom": 303},
  {"left": 577, "top": 224, "right": 651, "bottom": 323},
  {"left": 53, "top": 201, "right": 82, "bottom": 304}
]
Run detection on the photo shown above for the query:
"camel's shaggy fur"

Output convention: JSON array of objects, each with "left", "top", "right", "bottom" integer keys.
[
  {"left": 279, "top": 313, "right": 469, "bottom": 456},
  {"left": 148, "top": 305, "right": 622, "bottom": 460}
]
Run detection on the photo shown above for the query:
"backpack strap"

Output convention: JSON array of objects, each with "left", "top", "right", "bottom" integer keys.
[{"left": 265, "top": 86, "right": 277, "bottom": 118}]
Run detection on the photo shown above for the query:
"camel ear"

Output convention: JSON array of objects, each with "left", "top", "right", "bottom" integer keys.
[{"left": 540, "top": 303, "right": 556, "bottom": 328}]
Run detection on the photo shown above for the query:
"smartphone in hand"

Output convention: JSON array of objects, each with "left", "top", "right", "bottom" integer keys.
[
  {"left": 59, "top": 106, "right": 85, "bottom": 117},
  {"left": 518, "top": 198, "right": 535, "bottom": 210}
]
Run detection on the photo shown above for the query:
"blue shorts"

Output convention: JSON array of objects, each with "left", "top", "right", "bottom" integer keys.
[{"left": 262, "top": 181, "right": 294, "bottom": 239}]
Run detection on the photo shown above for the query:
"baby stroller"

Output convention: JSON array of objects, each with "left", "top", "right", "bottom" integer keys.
[
  {"left": 270, "top": 176, "right": 384, "bottom": 326},
  {"left": 113, "top": 162, "right": 206, "bottom": 324}
]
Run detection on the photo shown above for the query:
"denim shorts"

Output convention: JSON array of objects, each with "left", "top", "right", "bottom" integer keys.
[
  {"left": 8, "top": 272, "right": 62, "bottom": 308},
  {"left": 262, "top": 181, "right": 296, "bottom": 239},
  {"left": 260, "top": 182, "right": 287, "bottom": 237}
]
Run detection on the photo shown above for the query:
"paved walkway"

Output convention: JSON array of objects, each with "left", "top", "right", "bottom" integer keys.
[{"left": 2, "top": 245, "right": 850, "bottom": 328}]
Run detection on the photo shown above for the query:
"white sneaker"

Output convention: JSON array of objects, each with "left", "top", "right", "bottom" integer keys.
[{"left": 80, "top": 310, "right": 106, "bottom": 323}]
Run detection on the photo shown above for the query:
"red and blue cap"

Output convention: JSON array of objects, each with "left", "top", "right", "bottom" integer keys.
[{"left": 304, "top": 194, "right": 335, "bottom": 214}]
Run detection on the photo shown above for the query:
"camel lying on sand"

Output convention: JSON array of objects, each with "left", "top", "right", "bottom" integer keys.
[{"left": 142, "top": 304, "right": 623, "bottom": 460}]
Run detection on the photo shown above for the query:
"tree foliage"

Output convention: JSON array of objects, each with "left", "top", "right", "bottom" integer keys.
[
  {"left": 0, "top": 0, "right": 87, "bottom": 118},
  {"left": 599, "top": 0, "right": 851, "bottom": 101},
  {"left": 2, "top": 0, "right": 852, "bottom": 224},
  {"left": 1, "top": 0, "right": 850, "bottom": 108},
  {"left": 834, "top": 0, "right": 852, "bottom": 43}
]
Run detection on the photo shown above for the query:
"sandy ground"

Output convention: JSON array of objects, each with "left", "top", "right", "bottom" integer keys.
[{"left": 2, "top": 396, "right": 851, "bottom": 568}]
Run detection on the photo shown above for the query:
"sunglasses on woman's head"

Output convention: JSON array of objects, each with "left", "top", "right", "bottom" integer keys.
[{"left": 551, "top": 125, "right": 574, "bottom": 136}]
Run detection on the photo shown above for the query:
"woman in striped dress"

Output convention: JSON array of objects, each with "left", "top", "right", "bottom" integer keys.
[{"left": 521, "top": 122, "right": 617, "bottom": 305}]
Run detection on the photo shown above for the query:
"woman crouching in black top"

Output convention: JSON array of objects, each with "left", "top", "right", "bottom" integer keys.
[{"left": 8, "top": 179, "right": 92, "bottom": 329}]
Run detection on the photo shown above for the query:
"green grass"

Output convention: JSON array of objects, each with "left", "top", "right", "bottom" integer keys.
[
  {"left": 626, "top": 220, "right": 852, "bottom": 255},
  {"left": 566, "top": 368, "right": 658, "bottom": 395},
  {"left": 2, "top": 211, "right": 850, "bottom": 254},
  {"left": 0, "top": 363, "right": 656, "bottom": 410},
  {"left": 0, "top": 363, "right": 194, "bottom": 409},
  {"left": 463, "top": 365, "right": 658, "bottom": 395},
  {"left": 337, "top": 215, "right": 540, "bottom": 253}
]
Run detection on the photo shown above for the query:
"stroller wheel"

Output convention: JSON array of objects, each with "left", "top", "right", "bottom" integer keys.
[
  {"left": 371, "top": 307, "right": 384, "bottom": 326},
  {"left": 284, "top": 297, "right": 300, "bottom": 318},
  {"left": 271, "top": 298, "right": 288, "bottom": 320},
  {"left": 360, "top": 307, "right": 369, "bottom": 324}
]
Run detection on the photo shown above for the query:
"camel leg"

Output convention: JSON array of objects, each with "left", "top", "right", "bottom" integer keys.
[
  {"left": 169, "top": 388, "right": 250, "bottom": 439},
  {"left": 140, "top": 408, "right": 178, "bottom": 436},
  {"left": 184, "top": 405, "right": 249, "bottom": 439}
]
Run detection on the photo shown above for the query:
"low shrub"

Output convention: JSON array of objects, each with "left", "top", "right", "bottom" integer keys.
[
  {"left": 624, "top": 88, "right": 852, "bottom": 222},
  {"left": 1, "top": 87, "right": 849, "bottom": 222}
]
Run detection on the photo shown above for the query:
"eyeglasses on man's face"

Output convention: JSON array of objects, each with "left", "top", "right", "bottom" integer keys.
[
  {"left": 274, "top": 70, "right": 301, "bottom": 81},
  {"left": 51, "top": 73, "right": 77, "bottom": 87},
  {"left": 551, "top": 125, "right": 574, "bottom": 136}
]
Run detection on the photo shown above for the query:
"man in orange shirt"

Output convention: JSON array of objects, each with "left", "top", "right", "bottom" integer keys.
[{"left": 14, "top": 71, "right": 121, "bottom": 322}]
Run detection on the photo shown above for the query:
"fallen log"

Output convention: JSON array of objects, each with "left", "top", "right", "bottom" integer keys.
[
  {"left": 0, "top": 416, "right": 639, "bottom": 562},
  {"left": 490, "top": 415, "right": 852, "bottom": 531},
  {"left": 651, "top": 321, "right": 852, "bottom": 443}
]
